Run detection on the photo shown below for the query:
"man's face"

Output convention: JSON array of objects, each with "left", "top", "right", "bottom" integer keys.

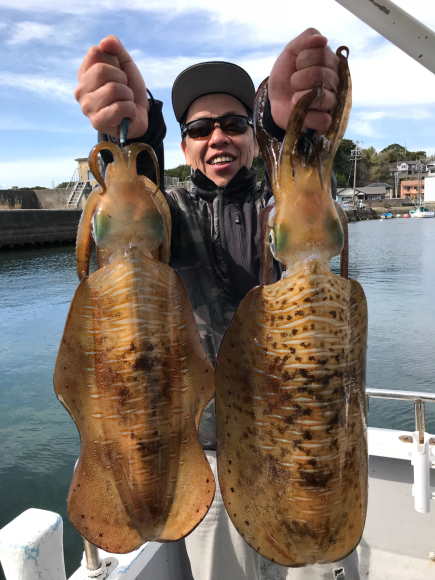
[{"left": 181, "top": 93, "right": 259, "bottom": 188}]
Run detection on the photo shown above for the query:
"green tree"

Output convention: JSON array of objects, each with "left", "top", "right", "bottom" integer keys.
[
  {"left": 164, "top": 164, "right": 191, "bottom": 182},
  {"left": 380, "top": 143, "right": 426, "bottom": 162},
  {"left": 335, "top": 172, "right": 348, "bottom": 188},
  {"left": 56, "top": 182, "right": 69, "bottom": 188},
  {"left": 332, "top": 139, "right": 354, "bottom": 187},
  {"left": 13, "top": 185, "right": 46, "bottom": 190}
]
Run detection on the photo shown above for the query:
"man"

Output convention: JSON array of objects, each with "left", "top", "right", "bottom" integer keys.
[{"left": 75, "top": 29, "right": 340, "bottom": 580}]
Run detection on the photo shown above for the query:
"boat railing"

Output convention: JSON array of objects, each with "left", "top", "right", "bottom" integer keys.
[
  {"left": 366, "top": 387, "right": 435, "bottom": 516},
  {"left": 366, "top": 388, "right": 435, "bottom": 444}
]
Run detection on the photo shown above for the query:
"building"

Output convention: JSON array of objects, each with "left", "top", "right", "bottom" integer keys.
[
  {"left": 365, "top": 183, "right": 394, "bottom": 199},
  {"left": 66, "top": 157, "right": 103, "bottom": 208},
  {"left": 336, "top": 185, "right": 391, "bottom": 203},
  {"left": 401, "top": 179, "right": 425, "bottom": 199},
  {"left": 75, "top": 157, "right": 100, "bottom": 187},
  {"left": 389, "top": 160, "right": 427, "bottom": 176},
  {"left": 425, "top": 174, "right": 435, "bottom": 202}
]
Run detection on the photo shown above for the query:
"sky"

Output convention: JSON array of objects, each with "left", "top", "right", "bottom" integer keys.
[{"left": 0, "top": 0, "right": 434, "bottom": 189}]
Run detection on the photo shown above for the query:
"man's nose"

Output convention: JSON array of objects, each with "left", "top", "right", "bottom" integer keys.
[{"left": 208, "top": 125, "right": 231, "bottom": 146}]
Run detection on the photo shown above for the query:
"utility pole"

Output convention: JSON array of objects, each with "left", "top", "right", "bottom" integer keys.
[
  {"left": 417, "top": 164, "right": 422, "bottom": 204},
  {"left": 351, "top": 141, "right": 361, "bottom": 207},
  {"left": 394, "top": 171, "right": 399, "bottom": 199}
]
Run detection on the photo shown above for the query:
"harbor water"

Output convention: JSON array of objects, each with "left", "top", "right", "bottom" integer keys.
[{"left": 1, "top": 218, "right": 434, "bottom": 578}]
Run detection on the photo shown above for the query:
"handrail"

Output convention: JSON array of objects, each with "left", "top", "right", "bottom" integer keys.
[
  {"left": 67, "top": 168, "right": 80, "bottom": 205},
  {"left": 366, "top": 387, "right": 435, "bottom": 444},
  {"left": 75, "top": 181, "right": 91, "bottom": 209},
  {"left": 366, "top": 388, "right": 435, "bottom": 403},
  {"left": 66, "top": 168, "right": 79, "bottom": 192}
]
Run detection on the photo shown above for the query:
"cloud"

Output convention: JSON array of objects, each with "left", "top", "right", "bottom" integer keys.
[
  {"left": 133, "top": 52, "right": 275, "bottom": 90},
  {"left": 354, "top": 108, "right": 434, "bottom": 121},
  {"left": 132, "top": 45, "right": 435, "bottom": 109},
  {"left": 350, "top": 43, "right": 435, "bottom": 107},
  {"left": 0, "top": 0, "right": 433, "bottom": 39},
  {"left": 0, "top": 71, "right": 75, "bottom": 103},
  {"left": 0, "top": 156, "right": 77, "bottom": 189},
  {"left": 6, "top": 21, "right": 80, "bottom": 46},
  {"left": 347, "top": 120, "right": 385, "bottom": 138},
  {"left": 1, "top": 0, "right": 433, "bottom": 174}
]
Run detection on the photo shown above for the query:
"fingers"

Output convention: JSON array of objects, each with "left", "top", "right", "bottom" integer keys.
[
  {"left": 99, "top": 35, "right": 148, "bottom": 116},
  {"left": 79, "top": 82, "right": 135, "bottom": 119},
  {"left": 285, "top": 27, "right": 328, "bottom": 57},
  {"left": 271, "top": 96, "right": 333, "bottom": 135},
  {"left": 269, "top": 28, "right": 340, "bottom": 134},
  {"left": 75, "top": 64, "right": 128, "bottom": 101},
  {"left": 99, "top": 35, "right": 133, "bottom": 67},
  {"left": 292, "top": 88, "right": 335, "bottom": 113},
  {"left": 75, "top": 36, "right": 149, "bottom": 139},
  {"left": 78, "top": 45, "right": 120, "bottom": 80},
  {"left": 302, "top": 111, "right": 332, "bottom": 134},
  {"left": 291, "top": 67, "right": 339, "bottom": 96},
  {"left": 295, "top": 44, "right": 340, "bottom": 72},
  {"left": 91, "top": 101, "right": 139, "bottom": 137}
]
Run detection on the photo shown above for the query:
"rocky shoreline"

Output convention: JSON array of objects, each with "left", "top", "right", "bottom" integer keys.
[{"left": 345, "top": 204, "right": 435, "bottom": 222}]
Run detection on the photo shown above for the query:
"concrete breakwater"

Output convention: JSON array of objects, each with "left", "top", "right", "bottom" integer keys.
[
  {"left": 1, "top": 203, "right": 431, "bottom": 249},
  {"left": 0, "top": 189, "right": 70, "bottom": 210},
  {"left": 0, "top": 210, "right": 82, "bottom": 248},
  {"left": 345, "top": 207, "right": 419, "bottom": 222}
]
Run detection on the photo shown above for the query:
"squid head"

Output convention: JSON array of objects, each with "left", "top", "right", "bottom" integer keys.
[
  {"left": 76, "top": 143, "right": 170, "bottom": 280},
  {"left": 255, "top": 47, "right": 352, "bottom": 272}
]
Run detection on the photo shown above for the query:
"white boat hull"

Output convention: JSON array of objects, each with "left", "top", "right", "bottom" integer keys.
[{"left": 410, "top": 210, "right": 435, "bottom": 218}]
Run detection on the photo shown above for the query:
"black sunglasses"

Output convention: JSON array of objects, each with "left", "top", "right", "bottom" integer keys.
[{"left": 181, "top": 114, "right": 253, "bottom": 140}]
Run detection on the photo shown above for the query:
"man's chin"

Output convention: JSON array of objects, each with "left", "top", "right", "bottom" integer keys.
[{"left": 205, "top": 162, "right": 239, "bottom": 187}]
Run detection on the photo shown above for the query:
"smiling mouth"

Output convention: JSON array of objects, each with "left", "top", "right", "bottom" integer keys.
[{"left": 209, "top": 155, "right": 236, "bottom": 166}]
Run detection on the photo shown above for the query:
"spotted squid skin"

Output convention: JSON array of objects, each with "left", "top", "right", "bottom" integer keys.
[
  {"left": 216, "top": 45, "right": 367, "bottom": 565},
  {"left": 55, "top": 247, "right": 215, "bottom": 553},
  {"left": 55, "top": 142, "right": 215, "bottom": 552},
  {"left": 216, "top": 259, "right": 367, "bottom": 565}
]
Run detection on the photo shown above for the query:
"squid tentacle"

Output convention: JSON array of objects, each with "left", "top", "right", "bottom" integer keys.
[{"left": 76, "top": 189, "right": 100, "bottom": 280}]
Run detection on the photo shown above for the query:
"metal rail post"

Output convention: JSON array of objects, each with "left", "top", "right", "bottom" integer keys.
[
  {"left": 83, "top": 538, "right": 102, "bottom": 571},
  {"left": 414, "top": 400, "right": 426, "bottom": 444}
]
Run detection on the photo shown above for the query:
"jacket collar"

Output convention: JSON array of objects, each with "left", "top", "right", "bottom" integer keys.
[{"left": 191, "top": 166, "right": 259, "bottom": 202}]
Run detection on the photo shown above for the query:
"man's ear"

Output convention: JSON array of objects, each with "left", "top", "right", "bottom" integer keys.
[
  {"left": 253, "top": 138, "right": 260, "bottom": 159},
  {"left": 181, "top": 140, "right": 192, "bottom": 166}
]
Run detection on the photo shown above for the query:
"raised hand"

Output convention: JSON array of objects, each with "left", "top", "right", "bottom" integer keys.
[
  {"left": 268, "top": 28, "right": 340, "bottom": 135},
  {"left": 74, "top": 35, "right": 149, "bottom": 140}
]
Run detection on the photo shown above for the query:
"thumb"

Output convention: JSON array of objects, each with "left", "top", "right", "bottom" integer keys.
[{"left": 99, "top": 35, "right": 134, "bottom": 68}]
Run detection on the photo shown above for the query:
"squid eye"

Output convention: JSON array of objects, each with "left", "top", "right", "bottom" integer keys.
[{"left": 269, "top": 229, "right": 276, "bottom": 258}]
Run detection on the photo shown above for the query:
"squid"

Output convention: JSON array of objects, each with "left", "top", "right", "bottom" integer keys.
[
  {"left": 54, "top": 143, "right": 215, "bottom": 553},
  {"left": 216, "top": 48, "right": 368, "bottom": 566}
]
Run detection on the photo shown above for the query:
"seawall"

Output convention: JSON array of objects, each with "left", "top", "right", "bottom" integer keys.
[
  {"left": 0, "top": 210, "right": 82, "bottom": 248},
  {"left": 0, "top": 189, "right": 70, "bottom": 210}
]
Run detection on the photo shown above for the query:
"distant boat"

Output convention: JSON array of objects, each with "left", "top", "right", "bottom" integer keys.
[
  {"left": 381, "top": 213, "right": 393, "bottom": 219},
  {"left": 409, "top": 207, "right": 435, "bottom": 218}
]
